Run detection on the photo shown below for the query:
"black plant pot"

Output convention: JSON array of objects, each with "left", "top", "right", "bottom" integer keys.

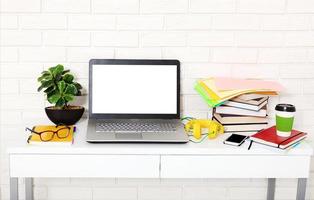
[{"left": 45, "top": 106, "right": 85, "bottom": 125}]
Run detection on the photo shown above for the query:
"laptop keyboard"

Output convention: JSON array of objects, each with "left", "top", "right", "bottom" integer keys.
[{"left": 96, "top": 122, "right": 176, "bottom": 133}]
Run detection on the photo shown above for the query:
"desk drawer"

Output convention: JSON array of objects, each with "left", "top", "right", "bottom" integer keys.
[
  {"left": 10, "top": 155, "right": 160, "bottom": 178},
  {"left": 161, "top": 155, "right": 311, "bottom": 178}
]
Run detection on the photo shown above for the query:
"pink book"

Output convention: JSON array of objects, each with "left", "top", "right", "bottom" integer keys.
[{"left": 214, "top": 77, "right": 284, "bottom": 91}]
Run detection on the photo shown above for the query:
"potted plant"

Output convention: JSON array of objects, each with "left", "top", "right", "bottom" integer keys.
[{"left": 37, "top": 64, "right": 84, "bottom": 125}]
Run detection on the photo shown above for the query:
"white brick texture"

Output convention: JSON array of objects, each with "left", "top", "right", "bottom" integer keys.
[
  {"left": 212, "top": 48, "right": 258, "bottom": 63},
  {"left": 261, "top": 15, "right": 310, "bottom": 30},
  {"left": 43, "top": 31, "right": 90, "bottom": 47},
  {"left": 0, "top": 47, "right": 18, "bottom": 62},
  {"left": 19, "top": 47, "right": 66, "bottom": 62},
  {"left": 92, "top": 0, "right": 139, "bottom": 14},
  {"left": 0, "top": 0, "right": 41, "bottom": 12},
  {"left": 190, "top": 0, "right": 236, "bottom": 13},
  {"left": 1, "top": 0, "right": 314, "bottom": 200},
  {"left": 140, "top": 0, "right": 188, "bottom": 14},
  {"left": 188, "top": 31, "right": 234, "bottom": 47},
  {"left": 212, "top": 14, "right": 260, "bottom": 30},
  {"left": 68, "top": 15, "right": 116, "bottom": 30},
  {"left": 20, "top": 14, "right": 67, "bottom": 29},
  {"left": 235, "top": 31, "right": 284, "bottom": 47},
  {"left": 115, "top": 48, "right": 162, "bottom": 59},
  {"left": 285, "top": 32, "right": 314, "bottom": 46},
  {"left": 117, "top": 16, "right": 163, "bottom": 30},
  {"left": 0, "top": 15, "right": 18, "bottom": 29},
  {"left": 92, "top": 31, "right": 138, "bottom": 47},
  {"left": 42, "top": 0, "right": 91, "bottom": 13},
  {"left": 237, "top": 0, "right": 286, "bottom": 13},
  {"left": 0, "top": 30, "right": 42, "bottom": 46},
  {"left": 67, "top": 47, "right": 114, "bottom": 62},
  {"left": 141, "top": 31, "right": 187, "bottom": 47},
  {"left": 162, "top": 47, "right": 210, "bottom": 62},
  {"left": 165, "top": 15, "right": 211, "bottom": 30},
  {"left": 287, "top": 0, "right": 314, "bottom": 13}
]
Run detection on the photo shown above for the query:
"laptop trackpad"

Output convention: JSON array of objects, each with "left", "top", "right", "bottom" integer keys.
[{"left": 115, "top": 133, "right": 143, "bottom": 139}]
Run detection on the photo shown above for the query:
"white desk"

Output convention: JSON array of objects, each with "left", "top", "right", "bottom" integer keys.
[{"left": 8, "top": 120, "right": 313, "bottom": 200}]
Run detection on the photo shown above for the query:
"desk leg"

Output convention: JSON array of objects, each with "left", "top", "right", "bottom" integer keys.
[
  {"left": 10, "top": 178, "right": 18, "bottom": 200},
  {"left": 267, "top": 178, "right": 276, "bottom": 200},
  {"left": 296, "top": 178, "right": 307, "bottom": 200},
  {"left": 25, "top": 178, "right": 33, "bottom": 200}
]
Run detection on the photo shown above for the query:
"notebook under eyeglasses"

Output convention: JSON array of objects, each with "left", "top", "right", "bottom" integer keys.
[{"left": 26, "top": 125, "right": 75, "bottom": 146}]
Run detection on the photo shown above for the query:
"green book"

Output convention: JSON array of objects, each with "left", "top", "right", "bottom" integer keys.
[{"left": 194, "top": 83, "right": 225, "bottom": 107}]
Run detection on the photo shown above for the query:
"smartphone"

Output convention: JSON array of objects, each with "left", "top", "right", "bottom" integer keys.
[{"left": 223, "top": 134, "right": 248, "bottom": 146}]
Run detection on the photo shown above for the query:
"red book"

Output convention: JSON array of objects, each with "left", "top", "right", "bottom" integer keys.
[{"left": 250, "top": 126, "right": 307, "bottom": 149}]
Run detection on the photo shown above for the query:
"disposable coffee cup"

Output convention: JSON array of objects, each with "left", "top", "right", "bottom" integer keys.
[{"left": 275, "top": 104, "right": 296, "bottom": 137}]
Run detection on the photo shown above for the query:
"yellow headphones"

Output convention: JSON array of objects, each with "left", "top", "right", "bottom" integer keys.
[{"left": 184, "top": 119, "right": 224, "bottom": 140}]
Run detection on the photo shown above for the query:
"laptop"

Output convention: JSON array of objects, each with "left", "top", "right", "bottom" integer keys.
[{"left": 86, "top": 59, "right": 189, "bottom": 143}]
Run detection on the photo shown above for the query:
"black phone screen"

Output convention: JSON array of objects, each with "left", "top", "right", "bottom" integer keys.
[{"left": 225, "top": 134, "right": 248, "bottom": 143}]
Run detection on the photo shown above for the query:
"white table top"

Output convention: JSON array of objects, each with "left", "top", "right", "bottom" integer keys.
[{"left": 8, "top": 119, "right": 313, "bottom": 156}]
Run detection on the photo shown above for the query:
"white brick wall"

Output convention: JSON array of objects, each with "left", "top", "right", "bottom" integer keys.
[
  {"left": 68, "top": 15, "right": 116, "bottom": 30},
  {"left": 164, "top": 15, "right": 211, "bottom": 30},
  {"left": 0, "top": 30, "right": 42, "bottom": 46},
  {"left": 141, "top": 31, "right": 187, "bottom": 47},
  {"left": 237, "top": 0, "right": 286, "bottom": 13},
  {"left": 92, "top": 0, "right": 139, "bottom": 14},
  {"left": 42, "top": 0, "right": 91, "bottom": 13},
  {"left": 43, "top": 31, "right": 90, "bottom": 47},
  {"left": 190, "top": 0, "right": 236, "bottom": 13},
  {"left": 140, "top": 0, "right": 188, "bottom": 14},
  {"left": 212, "top": 14, "right": 260, "bottom": 30},
  {"left": 1, "top": 0, "right": 314, "bottom": 200},
  {"left": 117, "top": 16, "right": 163, "bottom": 30},
  {"left": 0, "top": 0, "right": 41, "bottom": 12},
  {"left": 92, "top": 31, "right": 138, "bottom": 47},
  {"left": 20, "top": 14, "right": 67, "bottom": 29}
]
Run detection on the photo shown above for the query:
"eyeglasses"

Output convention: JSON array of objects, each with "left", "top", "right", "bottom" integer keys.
[{"left": 25, "top": 126, "right": 71, "bottom": 142}]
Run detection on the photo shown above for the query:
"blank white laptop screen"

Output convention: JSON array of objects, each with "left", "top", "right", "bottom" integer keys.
[{"left": 92, "top": 65, "right": 177, "bottom": 114}]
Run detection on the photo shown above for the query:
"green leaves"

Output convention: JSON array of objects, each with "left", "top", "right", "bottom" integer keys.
[
  {"left": 37, "top": 64, "right": 83, "bottom": 109},
  {"left": 64, "top": 94, "right": 74, "bottom": 102},
  {"left": 73, "top": 82, "right": 82, "bottom": 90},
  {"left": 65, "top": 84, "right": 77, "bottom": 95},
  {"left": 58, "top": 81, "right": 66, "bottom": 93},
  {"left": 62, "top": 69, "right": 70, "bottom": 75},
  {"left": 49, "top": 64, "right": 64, "bottom": 77},
  {"left": 37, "top": 70, "right": 53, "bottom": 91},
  {"left": 56, "top": 98, "right": 65, "bottom": 107},
  {"left": 37, "top": 80, "right": 54, "bottom": 92},
  {"left": 37, "top": 73, "right": 51, "bottom": 82},
  {"left": 63, "top": 74, "right": 74, "bottom": 83},
  {"left": 44, "top": 86, "right": 55, "bottom": 94},
  {"left": 48, "top": 93, "right": 61, "bottom": 104}
]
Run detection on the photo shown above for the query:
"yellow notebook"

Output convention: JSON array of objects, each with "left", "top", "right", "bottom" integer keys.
[
  {"left": 199, "top": 78, "right": 278, "bottom": 101},
  {"left": 199, "top": 79, "right": 249, "bottom": 100},
  {"left": 27, "top": 125, "right": 75, "bottom": 146}
]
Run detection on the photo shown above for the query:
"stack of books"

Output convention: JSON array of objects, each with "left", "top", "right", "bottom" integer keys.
[
  {"left": 213, "top": 94, "right": 269, "bottom": 134},
  {"left": 195, "top": 77, "right": 284, "bottom": 134}
]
